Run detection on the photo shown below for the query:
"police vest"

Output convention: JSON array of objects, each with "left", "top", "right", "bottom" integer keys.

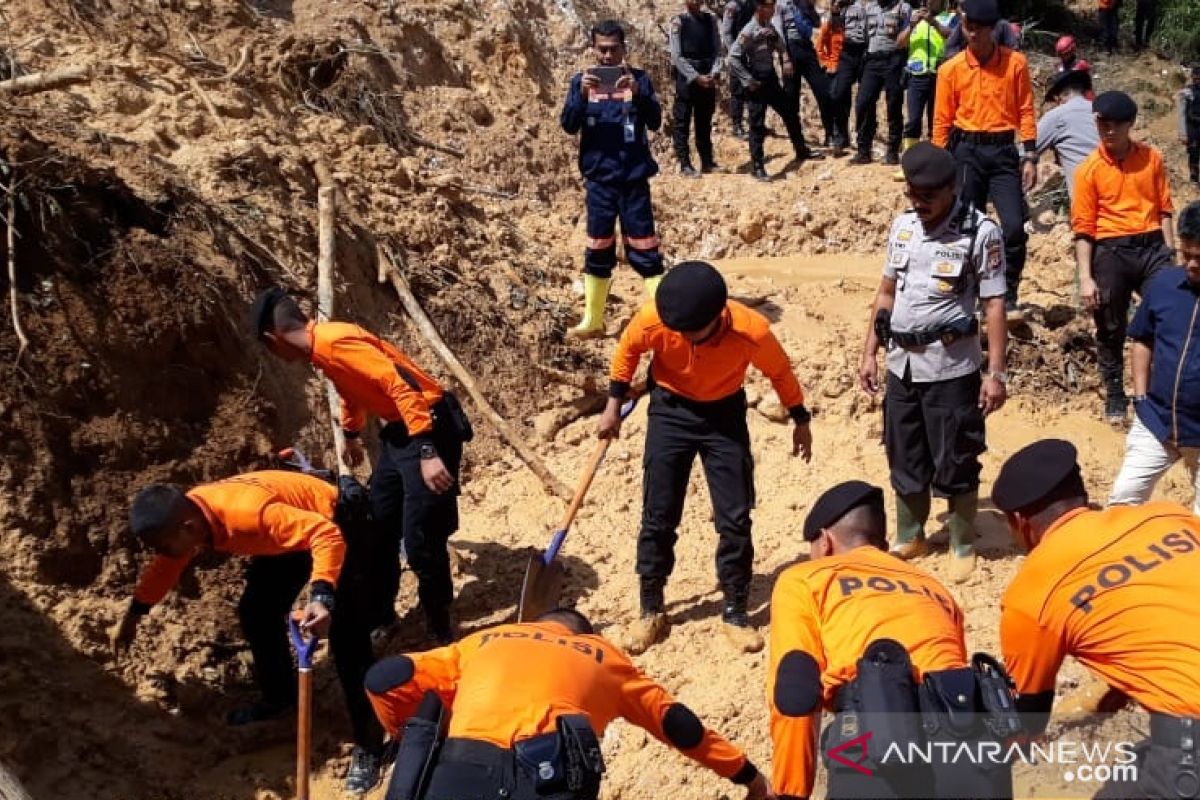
[
  {"left": 867, "top": 2, "right": 910, "bottom": 53},
  {"left": 678, "top": 12, "right": 718, "bottom": 72},
  {"left": 905, "top": 19, "right": 945, "bottom": 74}
]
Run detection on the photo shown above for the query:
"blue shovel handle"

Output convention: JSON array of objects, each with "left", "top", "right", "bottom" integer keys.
[
  {"left": 541, "top": 395, "right": 640, "bottom": 565},
  {"left": 288, "top": 615, "right": 319, "bottom": 670}
]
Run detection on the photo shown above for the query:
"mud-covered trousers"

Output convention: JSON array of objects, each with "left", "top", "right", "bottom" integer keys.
[{"left": 583, "top": 180, "right": 664, "bottom": 279}]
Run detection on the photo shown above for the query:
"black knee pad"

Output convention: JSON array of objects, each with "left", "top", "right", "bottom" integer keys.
[
  {"left": 662, "top": 703, "right": 705, "bottom": 750},
  {"left": 364, "top": 655, "right": 415, "bottom": 695},
  {"left": 774, "top": 650, "right": 823, "bottom": 716}
]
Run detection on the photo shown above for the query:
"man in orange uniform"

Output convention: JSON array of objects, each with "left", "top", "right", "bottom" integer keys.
[
  {"left": 365, "top": 608, "right": 775, "bottom": 799},
  {"left": 993, "top": 439, "right": 1200, "bottom": 799},
  {"left": 769, "top": 481, "right": 1012, "bottom": 799},
  {"left": 933, "top": 0, "right": 1037, "bottom": 317},
  {"left": 253, "top": 288, "right": 471, "bottom": 644},
  {"left": 599, "top": 261, "right": 813, "bottom": 654},
  {"left": 109, "top": 470, "right": 392, "bottom": 793},
  {"left": 1072, "top": 91, "right": 1176, "bottom": 424}
]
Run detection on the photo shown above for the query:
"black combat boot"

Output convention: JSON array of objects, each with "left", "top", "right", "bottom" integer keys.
[
  {"left": 721, "top": 587, "right": 763, "bottom": 653},
  {"left": 626, "top": 578, "right": 668, "bottom": 655}
]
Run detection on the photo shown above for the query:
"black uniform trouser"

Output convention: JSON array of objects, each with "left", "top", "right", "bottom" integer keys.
[
  {"left": 903, "top": 72, "right": 937, "bottom": 140},
  {"left": 1099, "top": 7, "right": 1120, "bottom": 52},
  {"left": 747, "top": 73, "right": 807, "bottom": 167},
  {"left": 1096, "top": 715, "right": 1200, "bottom": 800},
  {"left": 951, "top": 138, "right": 1029, "bottom": 303},
  {"left": 729, "top": 79, "right": 746, "bottom": 127},
  {"left": 424, "top": 738, "right": 594, "bottom": 800},
  {"left": 238, "top": 548, "right": 389, "bottom": 752},
  {"left": 884, "top": 368, "right": 985, "bottom": 497},
  {"left": 855, "top": 51, "right": 906, "bottom": 156},
  {"left": 637, "top": 388, "right": 754, "bottom": 596},
  {"left": 1134, "top": 0, "right": 1157, "bottom": 46},
  {"left": 672, "top": 73, "right": 717, "bottom": 167},
  {"left": 1188, "top": 124, "right": 1199, "bottom": 181},
  {"left": 371, "top": 413, "right": 464, "bottom": 619},
  {"left": 1092, "top": 234, "right": 1172, "bottom": 400},
  {"left": 829, "top": 40, "right": 866, "bottom": 149},
  {"left": 784, "top": 41, "right": 834, "bottom": 143}
]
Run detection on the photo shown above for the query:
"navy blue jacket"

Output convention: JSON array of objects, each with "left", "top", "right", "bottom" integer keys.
[
  {"left": 1129, "top": 267, "right": 1200, "bottom": 447},
  {"left": 560, "top": 67, "right": 662, "bottom": 184}
]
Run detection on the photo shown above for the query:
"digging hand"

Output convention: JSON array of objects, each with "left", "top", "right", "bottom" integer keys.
[
  {"left": 598, "top": 397, "right": 624, "bottom": 440},
  {"left": 421, "top": 456, "right": 455, "bottom": 494},
  {"left": 344, "top": 438, "right": 366, "bottom": 467},
  {"left": 792, "top": 422, "right": 813, "bottom": 462},
  {"left": 301, "top": 599, "right": 332, "bottom": 638},
  {"left": 109, "top": 608, "right": 139, "bottom": 660},
  {"left": 745, "top": 772, "right": 776, "bottom": 800}
]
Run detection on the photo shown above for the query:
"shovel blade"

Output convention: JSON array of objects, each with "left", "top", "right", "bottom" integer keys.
[{"left": 518, "top": 553, "right": 565, "bottom": 622}]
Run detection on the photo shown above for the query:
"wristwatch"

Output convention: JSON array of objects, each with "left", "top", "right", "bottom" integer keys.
[
  {"left": 988, "top": 371, "right": 1009, "bottom": 385},
  {"left": 310, "top": 590, "right": 336, "bottom": 613},
  {"left": 418, "top": 441, "right": 438, "bottom": 460}
]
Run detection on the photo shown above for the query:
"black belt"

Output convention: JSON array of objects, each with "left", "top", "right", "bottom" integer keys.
[
  {"left": 650, "top": 385, "right": 746, "bottom": 412},
  {"left": 380, "top": 397, "right": 450, "bottom": 443},
  {"left": 439, "top": 737, "right": 514, "bottom": 768},
  {"left": 891, "top": 318, "right": 979, "bottom": 349},
  {"left": 951, "top": 129, "right": 1016, "bottom": 146},
  {"left": 1150, "top": 713, "right": 1199, "bottom": 749},
  {"left": 1098, "top": 230, "right": 1166, "bottom": 248}
]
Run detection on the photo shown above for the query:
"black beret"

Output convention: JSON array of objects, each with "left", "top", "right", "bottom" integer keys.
[
  {"left": 991, "top": 439, "right": 1081, "bottom": 513},
  {"left": 803, "top": 480, "right": 884, "bottom": 542},
  {"left": 656, "top": 261, "right": 728, "bottom": 332},
  {"left": 1044, "top": 67, "right": 1093, "bottom": 104},
  {"left": 1093, "top": 90, "right": 1138, "bottom": 122},
  {"left": 129, "top": 484, "right": 190, "bottom": 543},
  {"left": 250, "top": 287, "right": 288, "bottom": 339},
  {"left": 962, "top": 0, "right": 999, "bottom": 24},
  {"left": 901, "top": 142, "right": 957, "bottom": 189}
]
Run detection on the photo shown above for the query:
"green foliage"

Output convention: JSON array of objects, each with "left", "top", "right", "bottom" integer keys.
[{"left": 1152, "top": 0, "right": 1200, "bottom": 63}]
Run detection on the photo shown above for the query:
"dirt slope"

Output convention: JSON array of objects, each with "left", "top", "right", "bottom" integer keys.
[{"left": 0, "top": 1, "right": 1197, "bottom": 798}]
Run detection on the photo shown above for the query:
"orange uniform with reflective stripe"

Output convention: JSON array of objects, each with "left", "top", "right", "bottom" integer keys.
[
  {"left": 133, "top": 471, "right": 344, "bottom": 606},
  {"left": 367, "top": 621, "right": 750, "bottom": 780},
  {"left": 309, "top": 321, "right": 444, "bottom": 437},
  {"left": 769, "top": 546, "right": 967, "bottom": 798},
  {"left": 932, "top": 47, "right": 1037, "bottom": 147},
  {"left": 1001, "top": 502, "right": 1200, "bottom": 717},
  {"left": 610, "top": 301, "right": 805, "bottom": 407},
  {"left": 1070, "top": 142, "right": 1174, "bottom": 241}
]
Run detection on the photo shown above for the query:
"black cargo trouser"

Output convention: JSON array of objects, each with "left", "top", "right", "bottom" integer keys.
[
  {"left": 784, "top": 40, "right": 834, "bottom": 144},
  {"left": 637, "top": 388, "right": 754, "bottom": 596},
  {"left": 424, "top": 738, "right": 595, "bottom": 800},
  {"left": 238, "top": 547, "right": 389, "bottom": 752},
  {"left": 904, "top": 72, "right": 937, "bottom": 140},
  {"left": 1096, "top": 714, "right": 1200, "bottom": 800},
  {"left": 729, "top": 78, "right": 746, "bottom": 127},
  {"left": 1098, "top": 7, "right": 1119, "bottom": 52},
  {"left": 747, "top": 73, "right": 807, "bottom": 167},
  {"left": 371, "top": 409, "right": 464, "bottom": 619},
  {"left": 829, "top": 40, "right": 866, "bottom": 150},
  {"left": 950, "top": 136, "right": 1029, "bottom": 303},
  {"left": 672, "top": 70, "right": 718, "bottom": 167},
  {"left": 855, "top": 50, "right": 906, "bottom": 156},
  {"left": 1092, "top": 232, "right": 1173, "bottom": 400},
  {"left": 884, "top": 368, "right": 985, "bottom": 498},
  {"left": 1135, "top": 0, "right": 1158, "bottom": 46},
  {"left": 1188, "top": 123, "right": 1199, "bottom": 181}
]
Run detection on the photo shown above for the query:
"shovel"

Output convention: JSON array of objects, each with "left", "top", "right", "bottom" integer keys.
[
  {"left": 288, "top": 615, "right": 319, "bottom": 800},
  {"left": 518, "top": 396, "right": 639, "bottom": 621}
]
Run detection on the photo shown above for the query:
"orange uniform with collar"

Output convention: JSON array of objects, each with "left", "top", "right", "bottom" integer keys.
[
  {"left": 768, "top": 546, "right": 967, "bottom": 798},
  {"left": 1071, "top": 142, "right": 1174, "bottom": 241},
  {"left": 366, "top": 621, "right": 754, "bottom": 782},
  {"left": 133, "top": 471, "right": 344, "bottom": 606},
  {"left": 932, "top": 47, "right": 1037, "bottom": 147},
  {"left": 309, "top": 321, "right": 444, "bottom": 438},
  {"left": 1001, "top": 502, "right": 1200, "bottom": 719},
  {"left": 609, "top": 300, "right": 805, "bottom": 407}
]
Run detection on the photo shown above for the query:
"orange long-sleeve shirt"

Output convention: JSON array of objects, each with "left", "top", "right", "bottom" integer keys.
[
  {"left": 817, "top": 21, "right": 845, "bottom": 72},
  {"left": 133, "top": 471, "right": 344, "bottom": 606},
  {"left": 367, "top": 621, "right": 753, "bottom": 782},
  {"left": 1070, "top": 141, "right": 1174, "bottom": 241},
  {"left": 933, "top": 46, "right": 1036, "bottom": 148},
  {"left": 1001, "top": 502, "right": 1200, "bottom": 721},
  {"left": 610, "top": 300, "right": 805, "bottom": 408},
  {"left": 309, "top": 321, "right": 444, "bottom": 438},
  {"left": 768, "top": 546, "right": 967, "bottom": 798}
]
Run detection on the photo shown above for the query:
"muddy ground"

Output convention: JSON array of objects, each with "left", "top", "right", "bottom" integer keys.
[{"left": 0, "top": 0, "right": 1196, "bottom": 798}]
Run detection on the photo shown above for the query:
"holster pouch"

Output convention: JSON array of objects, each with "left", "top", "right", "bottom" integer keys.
[
  {"left": 919, "top": 667, "right": 979, "bottom": 739},
  {"left": 854, "top": 638, "right": 924, "bottom": 765},
  {"left": 386, "top": 691, "right": 445, "bottom": 800},
  {"left": 438, "top": 391, "right": 474, "bottom": 443},
  {"left": 972, "top": 653, "right": 1023, "bottom": 740},
  {"left": 335, "top": 475, "right": 374, "bottom": 539},
  {"left": 874, "top": 308, "right": 892, "bottom": 348},
  {"left": 557, "top": 714, "right": 604, "bottom": 797},
  {"left": 515, "top": 732, "right": 569, "bottom": 795}
]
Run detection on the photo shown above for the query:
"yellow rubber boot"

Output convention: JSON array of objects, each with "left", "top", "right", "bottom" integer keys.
[
  {"left": 567, "top": 275, "right": 611, "bottom": 340},
  {"left": 892, "top": 137, "right": 918, "bottom": 182},
  {"left": 643, "top": 273, "right": 663, "bottom": 299}
]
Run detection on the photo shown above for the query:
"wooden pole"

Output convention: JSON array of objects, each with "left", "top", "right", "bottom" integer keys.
[
  {"left": 295, "top": 667, "right": 312, "bottom": 800},
  {"left": 0, "top": 65, "right": 91, "bottom": 96},
  {"left": 378, "top": 243, "right": 572, "bottom": 501},
  {"left": 7, "top": 195, "right": 29, "bottom": 363},
  {"left": 316, "top": 185, "right": 350, "bottom": 476}
]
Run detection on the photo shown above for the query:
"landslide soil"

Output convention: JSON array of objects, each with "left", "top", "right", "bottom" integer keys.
[{"left": 0, "top": 1, "right": 1196, "bottom": 798}]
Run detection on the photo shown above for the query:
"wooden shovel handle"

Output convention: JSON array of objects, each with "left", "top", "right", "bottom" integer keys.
[
  {"left": 296, "top": 669, "right": 312, "bottom": 800},
  {"left": 555, "top": 435, "right": 614, "bottom": 534}
]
